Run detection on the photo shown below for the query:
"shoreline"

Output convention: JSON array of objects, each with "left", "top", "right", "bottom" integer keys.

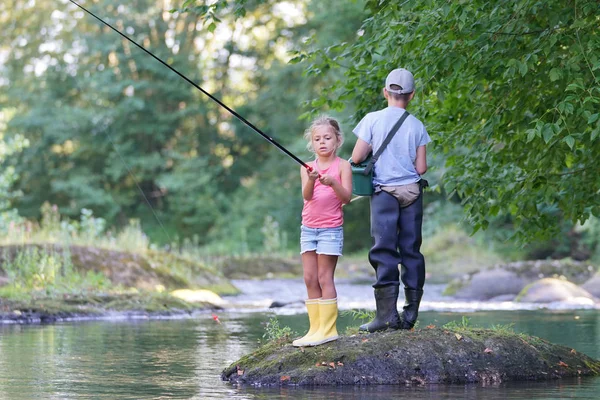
[{"left": 2, "top": 278, "right": 598, "bottom": 324}]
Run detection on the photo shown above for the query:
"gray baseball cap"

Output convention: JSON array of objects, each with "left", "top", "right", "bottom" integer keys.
[{"left": 385, "top": 68, "right": 414, "bottom": 94}]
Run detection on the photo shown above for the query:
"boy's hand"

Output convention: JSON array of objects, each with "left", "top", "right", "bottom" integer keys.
[
  {"left": 318, "top": 174, "right": 335, "bottom": 186},
  {"left": 307, "top": 169, "right": 319, "bottom": 181}
]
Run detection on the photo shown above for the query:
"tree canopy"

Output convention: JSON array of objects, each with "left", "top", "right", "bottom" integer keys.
[
  {"left": 296, "top": 0, "right": 600, "bottom": 241},
  {"left": 1, "top": 0, "right": 598, "bottom": 253},
  {"left": 180, "top": 0, "right": 600, "bottom": 241}
]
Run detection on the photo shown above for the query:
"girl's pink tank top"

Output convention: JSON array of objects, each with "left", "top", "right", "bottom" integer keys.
[{"left": 301, "top": 157, "right": 343, "bottom": 228}]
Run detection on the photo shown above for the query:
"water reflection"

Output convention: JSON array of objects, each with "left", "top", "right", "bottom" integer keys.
[
  {"left": 238, "top": 378, "right": 600, "bottom": 400},
  {"left": 0, "top": 310, "right": 598, "bottom": 399}
]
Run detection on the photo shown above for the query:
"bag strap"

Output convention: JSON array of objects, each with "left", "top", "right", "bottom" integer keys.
[{"left": 363, "top": 110, "right": 410, "bottom": 175}]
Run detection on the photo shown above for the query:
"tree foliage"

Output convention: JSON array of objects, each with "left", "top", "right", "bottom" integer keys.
[
  {"left": 5, "top": 0, "right": 597, "bottom": 253},
  {"left": 1, "top": 0, "right": 368, "bottom": 249},
  {"left": 2, "top": 0, "right": 255, "bottom": 242},
  {"left": 295, "top": 0, "right": 600, "bottom": 241}
]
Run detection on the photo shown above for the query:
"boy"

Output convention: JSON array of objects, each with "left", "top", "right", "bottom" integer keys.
[{"left": 351, "top": 68, "right": 430, "bottom": 331}]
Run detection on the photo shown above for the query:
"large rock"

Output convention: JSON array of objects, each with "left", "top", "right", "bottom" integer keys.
[
  {"left": 451, "top": 269, "right": 526, "bottom": 300},
  {"left": 516, "top": 278, "right": 597, "bottom": 304},
  {"left": 446, "top": 259, "right": 597, "bottom": 300},
  {"left": 222, "top": 328, "right": 600, "bottom": 386},
  {"left": 581, "top": 273, "right": 600, "bottom": 298}
]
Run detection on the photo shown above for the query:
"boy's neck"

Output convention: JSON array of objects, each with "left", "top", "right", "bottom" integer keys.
[{"left": 387, "top": 98, "right": 409, "bottom": 109}]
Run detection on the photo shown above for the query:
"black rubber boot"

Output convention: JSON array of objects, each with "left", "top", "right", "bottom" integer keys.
[
  {"left": 399, "top": 288, "right": 423, "bottom": 330},
  {"left": 359, "top": 286, "right": 400, "bottom": 332}
]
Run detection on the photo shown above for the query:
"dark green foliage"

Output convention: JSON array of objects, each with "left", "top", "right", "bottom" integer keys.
[
  {"left": 3, "top": 0, "right": 599, "bottom": 256},
  {"left": 296, "top": 0, "right": 600, "bottom": 242}
]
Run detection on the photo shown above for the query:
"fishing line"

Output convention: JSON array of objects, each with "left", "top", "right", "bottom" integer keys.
[
  {"left": 67, "top": 0, "right": 312, "bottom": 170},
  {"left": 101, "top": 128, "right": 174, "bottom": 245}
]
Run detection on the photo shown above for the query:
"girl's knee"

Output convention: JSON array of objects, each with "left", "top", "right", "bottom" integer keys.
[
  {"left": 304, "top": 273, "right": 319, "bottom": 287},
  {"left": 317, "top": 274, "right": 334, "bottom": 289}
]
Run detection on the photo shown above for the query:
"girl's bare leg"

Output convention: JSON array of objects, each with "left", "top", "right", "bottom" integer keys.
[
  {"left": 302, "top": 251, "right": 321, "bottom": 299},
  {"left": 317, "top": 254, "right": 338, "bottom": 299}
]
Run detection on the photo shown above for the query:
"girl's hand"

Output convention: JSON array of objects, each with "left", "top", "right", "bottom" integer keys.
[
  {"left": 307, "top": 169, "right": 319, "bottom": 181},
  {"left": 318, "top": 174, "right": 335, "bottom": 186}
]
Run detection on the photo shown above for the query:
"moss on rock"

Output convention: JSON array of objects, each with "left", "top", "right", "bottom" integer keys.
[
  {"left": 222, "top": 327, "right": 600, "bottom": 386},
  {"left": 0, "top": 291, "right": 217, "bottom": 323}
]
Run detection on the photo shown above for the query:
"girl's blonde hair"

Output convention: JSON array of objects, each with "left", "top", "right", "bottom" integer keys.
[{"left": 303, "top": 116, "right": 344, "bottom": 154}]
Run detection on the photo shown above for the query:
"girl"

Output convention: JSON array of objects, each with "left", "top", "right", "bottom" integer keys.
[{"left": 293, "top": 116, "right": 352, "bottom": 347}]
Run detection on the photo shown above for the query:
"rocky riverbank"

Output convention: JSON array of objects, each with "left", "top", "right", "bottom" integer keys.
[
  {"left": 444, "top": 259, "right": 600, "bottom": 303},
  {"left": 0, "top": 244, "right": 232, "bottom": 323}
]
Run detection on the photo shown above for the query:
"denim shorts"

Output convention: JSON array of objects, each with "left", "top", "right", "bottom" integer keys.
[{"left": 300, "top": 225, "right": 344, "bottom": 256}]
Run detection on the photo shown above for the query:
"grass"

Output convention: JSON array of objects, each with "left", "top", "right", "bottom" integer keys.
[
  {"left": 0, "top": 205, "right": 241, "bottom": 313},
  {"left": 262, "top": 316, "right": 295, "bottom": 343},
  {"left": 1, "top": 245, "right": 113, "bottom": 296}
]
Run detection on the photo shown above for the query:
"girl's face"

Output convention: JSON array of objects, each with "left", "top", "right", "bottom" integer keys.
[{"left": 312, "top": 125, "right": 339, "bottom": 157}]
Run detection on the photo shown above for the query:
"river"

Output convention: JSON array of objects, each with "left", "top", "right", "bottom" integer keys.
[{"left": 0, "top": 279, "right": 598, "bottom": 399}]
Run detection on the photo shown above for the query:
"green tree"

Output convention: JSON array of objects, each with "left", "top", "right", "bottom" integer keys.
[
  {"left": 297, "top": 0, "right": 600, "bottom": 241},
  {"left": 1, "top": 0, "right": 233, "bottom": 242},
  {"left": 177, "top": 0, "right": 369, "bottom": 250},
  {"left": 182, "top": 1, "right": 600, "bottom": 244}
]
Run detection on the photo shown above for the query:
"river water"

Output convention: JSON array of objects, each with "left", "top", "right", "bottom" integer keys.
[{"left": 0, "top": 279, "right": 598, "bottom": 399}]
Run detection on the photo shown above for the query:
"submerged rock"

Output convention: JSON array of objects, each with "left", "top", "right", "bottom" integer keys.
[{"left": 222, "top": 328, "right": 600, "bottom": 386}]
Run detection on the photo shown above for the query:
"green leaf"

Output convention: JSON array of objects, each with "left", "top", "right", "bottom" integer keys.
[
  {"left": 518, "top": 61, "right": 528, "bottom": 77},
  {"left": 564, "top": 135, "right": 575, "bottom": 149},
  {"left": 542, "top": 124, "right": 554, "bottom": 143},
  {"left": 526, "top": 129, "right": 536, "bottom": 143},
  {"left": 549, "top": 68, "right": 561, "bottom": 81},
  {"left": 437, "top": 90, "right": 445, "bottom": 102},
  {"left": 207, "top": 22, "right": 217, "bottom": 33},
  {"left": 588, "top": 113, "right": 599, "bottom": 124},
  {"left": 563, "top": 102, "right": 574, "bottom": 115}
]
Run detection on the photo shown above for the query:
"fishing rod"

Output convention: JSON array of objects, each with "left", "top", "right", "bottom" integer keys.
[{"left": 66, "top": 0, "right": 313, "bottom": 171}]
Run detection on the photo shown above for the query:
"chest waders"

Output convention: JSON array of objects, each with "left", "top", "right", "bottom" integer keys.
[{"left": 358, "top": 120, "right": 426, "bottom": 332}]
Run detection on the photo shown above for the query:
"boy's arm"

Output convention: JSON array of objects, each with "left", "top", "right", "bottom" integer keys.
[
  {"left": 415, "top": 145, "right": 427, "bottom": 175},
  {"left": 352, "top": 139, "right": 372, "bottom": 164}
]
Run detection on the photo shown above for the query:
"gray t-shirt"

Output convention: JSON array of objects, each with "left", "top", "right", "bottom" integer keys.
[{"left": 353, "top": 106, "right": 431, "bottom": 186}]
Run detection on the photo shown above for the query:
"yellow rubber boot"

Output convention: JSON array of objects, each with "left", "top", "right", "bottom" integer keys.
[
  {"left": 292, "top": 298, "right": 320, "bottom": 347},
  {"left": 305, "top": 298, "right": 339, "bottom": 346}
]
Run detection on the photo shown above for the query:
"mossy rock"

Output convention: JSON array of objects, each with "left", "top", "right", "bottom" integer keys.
[
  {"left": 0, "top": 291, "right": 218, "bottom": 323},
  {"left": 499, "top": 259, "right": 596, "bottom": 284},
  {"left": 222, "top": 328, "right": 600, "bottom": 386},
  {"left": 515, "top": 278, "right": 597, "bottom": 303}
]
